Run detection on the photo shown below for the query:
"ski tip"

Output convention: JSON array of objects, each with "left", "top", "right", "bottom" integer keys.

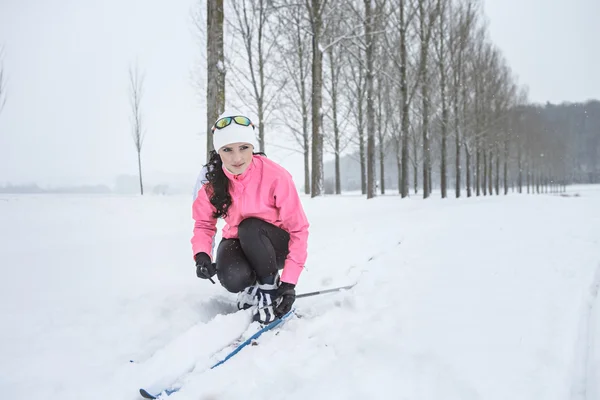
[{"left": 139, "top": 388, "right": 158, "bottom": 399}]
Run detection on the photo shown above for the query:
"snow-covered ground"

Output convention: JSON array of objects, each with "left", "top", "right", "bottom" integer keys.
[{"left": 1, "top": 185, "right": 599, "bottom": 400}]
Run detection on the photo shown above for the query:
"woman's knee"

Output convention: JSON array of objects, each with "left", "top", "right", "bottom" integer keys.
[
  {"left": 238, "top": 217, "right": 265, "bottom": 239},
  {"left": 216, "top": 262, "right": 255, "bottom": 293}
]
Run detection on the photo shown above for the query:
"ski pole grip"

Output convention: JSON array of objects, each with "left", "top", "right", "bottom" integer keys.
[{"left": 200, "top": 266, "right": 216, "bottom": 284}]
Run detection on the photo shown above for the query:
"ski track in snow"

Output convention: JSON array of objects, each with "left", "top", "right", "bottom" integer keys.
[{"left": 571, "top": 263, "right": 600, "bottom": 400}]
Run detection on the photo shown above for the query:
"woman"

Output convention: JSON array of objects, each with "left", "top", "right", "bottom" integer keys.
[{"left": 191, "top": 110, "right": 310, "bottom": 325}]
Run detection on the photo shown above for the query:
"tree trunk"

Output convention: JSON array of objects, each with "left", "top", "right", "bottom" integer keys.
[
  {"left": 461, "top": 49, "right": 470, "bottom": 197},
  {"left": 359, "top": 108, "right": 366, "bottom": 195},
  {"left": 310, "top": 0, "right": 324, "bottom": 197},
  {"left": 365, "top": 0, "right": 376, "bottom": 199},
  {"left": 380, "top": 140, "right": 385, "bottom": 194},
  {"left": 396, "top": 138, "right": 402, "bottom": 194},
  {"left": 483, "top": 149, "right": 488, "bottom": 195},
  {"left": 232, "top": 0, "right": 271, "bottom": 153},
  {"left": 527, "top": 163, "right": 531, "bottom": 194},
  {"left": 419, "top": 0, "right": 431, "bottom": 199},
  {"left": 414, "top": 160, "right": 419, "bottom": 194},
  {"left": 476, "top": 148, "right": 481, "bottom": 196},
  {"left": 257, "top": 2, "right": 266, "bottom": 153},
  {"left": 440, "top": 65, "right": 448, "bottom": 198},
  {"left": 452, "top": 4, "right": 462, "bottom": 199},
  {"left": 258, "top": 104, "right": 265, "bottom": 153},
  {"left": 378, "top": 77, "right": 386, "bottom": 195},
  {"left": 517, "top": 144, "right": 522, "bottom": 193},
  {"left": 495, "top": 147, "right": 500, "bottom": 195},
  {"left": 328, "top": 45, "right": 342, "bottom": 195},
  {"left": 504, "top": 136, "right": 509, "bottom": 195},
  {"left": 206, "top": 0, "right": 225, "bottom": 158},
  {"left": 128, "top": 63, "right": 145, "bottom": 196},
  {"left": 436, "top": 0, "right": 448, "bottom": 198},
  {"left": 335, "top": 139, "right": 341, "bottom": 194},
  {"left": 488, "top": 150, "right": 493, "bottom": 195},
  {"left": 300, "top": 18, "right": 311, "bottom": 196},
  {"left": 422, "top": 91, "right": 430, "bottom": 194},
  {"left": 137, "top": 151, "right": 143, "bottom": 195},
  {"left": 475, "top": 75, "right": 483, "bottom": 196},
  {"left": 454, "top": 89, "right": 461, "bottom": 198},
  {"left": 304, "top": 138, "right": 310, "bottom": 194},
  {"left": 428, "top": 162, "right": 432, "bottom": 195},
  {"left": 400, "top": 0, "right": 410, "bottom": 198},
  {"left": 413, "top": 131, "right": 419, "bottom": 194},
  {"left": 466, "top": 145, "right": 472, "bottom": 197},
  {"left": 303, "top": 100, "right": 310, "bottom": 195}
]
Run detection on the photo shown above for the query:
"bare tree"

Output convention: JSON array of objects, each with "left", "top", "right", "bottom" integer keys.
[
  {"left": 376, "top": 36, "right": 392, "bottom": 195},
  {"left": 399, "top": 0, "right": 412, "bottom": 197},
  {"left": 495, "top": 67, "right": 518, "bottom": 196},
  {"left": 340, "top": 1, "right": 390, "bottom": 196},
  {"left": 228, "top": 0, "right": 282, "bottom": 153},
  {"left": 383, "top": 0, "right": 417, "bottom": 197},
  {"left": 471, "top": 26, "right": 490, "bottom": 197},
  {"left": 411, "top": 120, "right": 422, "bottom": 194},
  {"left": 323, "top": 5, "right": 354, "bottom": 195},
  {"left": 363, "top": 0, "right": 377, "bottom": 199},
  {"left": 273, "top": 0, "right": 360, "bottom": 195},
  {"left": 307, "top": 0, "right": 328, "bottom": 197},
  {"left": 338, "top": 1, "right": 366, "bottom": 195},
  {"left": 434, "top": 0, "right": 449, "bottom": 198},
  {"left": 129, "top": 63, "right": 146, "bottom": 196},
  {"left": 206, "top": 0, "right": 225, "bottom": 157},
  {"left": 273, "top": 1, "right": 312, "bottom": 194},
  {"left": 345, "top": 45, "right": 367, "bottom": 194},
  {"left": 449, "top": 0, "right": 476, "bottom": 198},
  {"left": 416, "top": 0, "right": 438, "bottom": 199}
]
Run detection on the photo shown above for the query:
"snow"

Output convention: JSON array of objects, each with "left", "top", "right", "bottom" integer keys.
[{"left": 1, "top": 186, "right": 599, "bottom": 400}]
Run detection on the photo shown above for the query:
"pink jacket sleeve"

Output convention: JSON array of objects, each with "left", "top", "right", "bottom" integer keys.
[
  {"left": 273, "top": 171, "right": 310, "bottom": 285},
  {"left": 191, "top": 186, "right": 218, "bottom": 260}
]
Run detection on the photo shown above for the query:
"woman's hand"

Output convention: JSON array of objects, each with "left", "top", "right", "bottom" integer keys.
[
  {"left": 195, "top": 252, "right": 217, "bottom": 283},
  {"left": 274, "top": 282, "right": 296, "bottom": 317}
]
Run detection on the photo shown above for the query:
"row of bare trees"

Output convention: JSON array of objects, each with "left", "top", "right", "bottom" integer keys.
[{"left": 203, "top": 0, "right": 580, "bottom": 199}]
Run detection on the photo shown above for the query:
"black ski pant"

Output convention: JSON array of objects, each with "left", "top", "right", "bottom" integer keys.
[{"left": 216, "top": 217, "right": 290, "bottom": 293}]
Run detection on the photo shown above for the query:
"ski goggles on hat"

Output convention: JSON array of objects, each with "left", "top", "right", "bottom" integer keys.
[{"left": 211, "top": 116, "right": 255, "bottom": 132}]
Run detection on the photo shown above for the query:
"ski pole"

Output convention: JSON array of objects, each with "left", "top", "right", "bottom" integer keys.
[
  {"left": 296, "top": 283, "right": 356, "bottom": 299},
  {"left": 200, "top": 266, "right": 216, "bottom": 284}
]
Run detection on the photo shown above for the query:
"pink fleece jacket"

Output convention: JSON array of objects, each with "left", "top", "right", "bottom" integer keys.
[{"left": 191, "top": 155, "right": 309, "bottom": 285}]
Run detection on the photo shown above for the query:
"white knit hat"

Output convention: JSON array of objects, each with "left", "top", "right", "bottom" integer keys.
[{"left": 211, "top": 109, "right": 259, "bottom": 151}]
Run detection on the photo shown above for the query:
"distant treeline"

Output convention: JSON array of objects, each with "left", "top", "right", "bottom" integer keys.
[
  {"left": 324, "top": 100, "right": 600, "bottom": 193},
  {"left": 0, "top": 184, "right": 112, "bottom": 194},
  {"left": 534, "top": 100, "right": 600, "bottom": 185},
  {"left": 0, "top": 181, "right": 177, "bottom": 195}
]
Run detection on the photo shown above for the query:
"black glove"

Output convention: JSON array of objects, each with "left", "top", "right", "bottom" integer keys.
[
  {"left": 195, "top": 252, "right": 217, "bottom": 282},
  {"left": 274, "top": 282, "right": 296, "bottom": 317}
]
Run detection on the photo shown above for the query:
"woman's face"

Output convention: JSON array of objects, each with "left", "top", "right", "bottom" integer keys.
[{"left": 218, "top": 142, "right": 254, "bottom": 175}]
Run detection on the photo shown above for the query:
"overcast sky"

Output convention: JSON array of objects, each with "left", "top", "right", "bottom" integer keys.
[{"left": 0, "top": 0, "right": 598, "bottom": 188}]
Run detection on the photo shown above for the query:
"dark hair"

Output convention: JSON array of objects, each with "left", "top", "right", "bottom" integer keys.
[{"left": 204, "top": 150, "right": 266, "bottom": 219}]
